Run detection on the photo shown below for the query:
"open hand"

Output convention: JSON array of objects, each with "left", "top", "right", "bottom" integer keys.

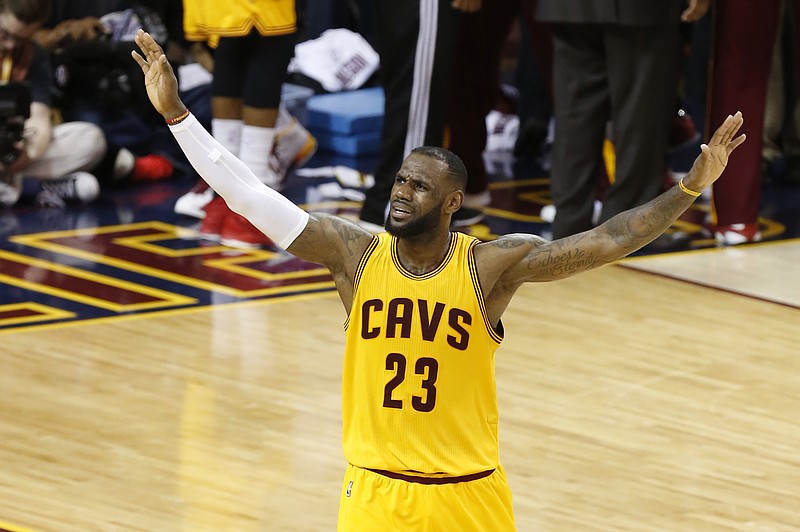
[
  {"left": 130, "top": 29, "right": 186, "bottom": 121},
  {"left": 686, "top": 111, "right": 746, "bottom": 191}
]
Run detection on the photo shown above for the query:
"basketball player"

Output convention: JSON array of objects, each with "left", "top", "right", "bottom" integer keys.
[
  {"left": 180, "top": 0, "right": 313, "bottom": 248},
  {"left": 133, "top": 30, "right": 745, "bottom": 531}
]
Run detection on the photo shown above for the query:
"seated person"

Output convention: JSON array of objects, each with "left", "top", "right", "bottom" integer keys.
[
  {"left": 0, "top": 0, "right": 107, "bottom": 209},
  {"left": 32, "top": 0, "right": 193, "bottom": 185}
]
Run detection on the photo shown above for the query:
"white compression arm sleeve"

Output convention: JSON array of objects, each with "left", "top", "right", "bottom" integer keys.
[{"left": 169, "top": 113, "right": 309, "bottom": 249}]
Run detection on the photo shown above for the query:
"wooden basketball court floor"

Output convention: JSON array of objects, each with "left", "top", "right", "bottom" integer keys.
[{"left": 1, "top": 236, "right": 798, "bottom": 531}]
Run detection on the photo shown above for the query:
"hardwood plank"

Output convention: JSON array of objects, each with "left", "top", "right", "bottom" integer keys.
[
  {"left": 1, "top": 265, "right": 798, "bottom": 531},
  {"left": 623, "top": 239, "right": 800, "bottom": 308}
]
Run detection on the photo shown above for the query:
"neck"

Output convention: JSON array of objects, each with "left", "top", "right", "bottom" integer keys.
[{"left": 395, "top": 231, "right": 452, "bottom": 275}]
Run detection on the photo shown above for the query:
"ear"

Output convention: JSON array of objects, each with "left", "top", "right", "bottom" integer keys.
[{"left": 444, "top": 190, "right": 464, "bottom": 215}]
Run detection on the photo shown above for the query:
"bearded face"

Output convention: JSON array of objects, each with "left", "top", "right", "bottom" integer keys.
[{"left": 385, "top": 198, "right": 445, "bottom": 239}]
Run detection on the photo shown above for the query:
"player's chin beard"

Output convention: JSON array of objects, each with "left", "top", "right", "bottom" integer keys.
[{"left": 385, "top": 203, "right": 443, "bottom": 239}]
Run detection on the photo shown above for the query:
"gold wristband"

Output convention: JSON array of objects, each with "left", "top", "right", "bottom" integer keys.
[{"left": 678, "top": 178, "right": 702, "bottom": 197}]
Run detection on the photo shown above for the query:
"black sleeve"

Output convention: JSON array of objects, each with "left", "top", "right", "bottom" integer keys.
[{"left": 26, "top": 45, "right": 53, "bottom": 107}]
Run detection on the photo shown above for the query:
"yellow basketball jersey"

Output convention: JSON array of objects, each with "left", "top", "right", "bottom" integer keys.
[
  {"left": 343, "top": 232, "right": 504, "bottom": 476},
  {"left": 183, "top": 0, "right": 296, "bottom": 46}
]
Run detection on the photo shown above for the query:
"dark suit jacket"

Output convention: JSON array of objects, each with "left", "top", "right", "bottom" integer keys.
[{"left": 535, "top": 0, "right": 683, "bottom": 26}]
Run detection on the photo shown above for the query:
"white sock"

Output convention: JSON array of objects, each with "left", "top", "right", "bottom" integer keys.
[
  {"left": 169, "top": 114, "right": 309, "bottom": 248},
  {"left": 240, "top": 124, "right": 279, "bottom": 187},
  {"left": 212, "top": 118, "right": 243, "bottom": 156}
]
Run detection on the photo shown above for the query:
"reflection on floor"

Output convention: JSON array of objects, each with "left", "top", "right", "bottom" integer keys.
[{"left": 1, "top": 148, "right": 799, "bottom": 331}]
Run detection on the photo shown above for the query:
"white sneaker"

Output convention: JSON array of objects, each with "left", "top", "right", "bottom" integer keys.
[
  {"left": 539, "top": 204, "right": 556, "bottom": 223},
  {"left": 112, "top": 148, "right": 136, "bottom": 182},
  {"left": 269, "top": 118, "right": 318, "bottom": 183},
  {"left": 174, "top": 180, "right": 214, "bottom": 218},
  {"left": 37, "top": 172, "right": 100, "bottom": 207},
  {"left": 0, "top": 174, "right": 22, "bottom": 207},
  {"left": 714, "top": 223, "right": 762, "bottom": 245},
  {"left": 538, "top": 200, "right": 602, "bottom": 225},
  {"left": 485, "top": 110, "right": 520, "bottom": 152}
]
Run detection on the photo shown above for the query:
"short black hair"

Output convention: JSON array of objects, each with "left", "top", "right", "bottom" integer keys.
[
  {"left": 410, "top": 146, "right": 468, "bottom": 191},
  {"left": 0, "top": 0, "right": 51, "bottom": 24}
]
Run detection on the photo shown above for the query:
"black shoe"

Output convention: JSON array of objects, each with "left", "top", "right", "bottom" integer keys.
[
  {"left": 638, "top": 232, "right": 692, "bottom": 254},
  {"left": 451, "top": 207, "right": 485, "bottom": 227},
  {"left": 513, "top": 118, "right": 548, "bottom": 158},
  {"left": 783, "top": 156, "right": 800, "bottom": 185}
]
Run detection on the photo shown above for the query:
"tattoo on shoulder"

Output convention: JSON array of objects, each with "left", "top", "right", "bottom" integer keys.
[
  {"left": 329, "top": 217, "right": 370, "bottom": 257},
  {"left": 491, "top": 235, "right": 529, "bottom": 250}
]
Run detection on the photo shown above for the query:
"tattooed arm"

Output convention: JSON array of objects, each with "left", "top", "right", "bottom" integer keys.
[
  {"left": 287, "top": 213, "right": 375, "bottom": 310},
  {"left": 482, "top": 112, "right": 746, "bottom": 292},
  {"left": 288, "top": 213, "right": 374, "bottom": 271},
  {"left": 132, "top": 30, "right": 374, "bottom": 309}
]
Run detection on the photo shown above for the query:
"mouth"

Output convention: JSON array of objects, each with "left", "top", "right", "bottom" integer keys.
[{"left": 390, "top": 202, "right": 412, "bottom": 220}]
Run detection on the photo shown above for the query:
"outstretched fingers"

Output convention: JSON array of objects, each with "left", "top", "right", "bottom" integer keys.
[
  {"left": 728, "top": 132, "right": 746, "bottom": 154},
  {"left": 714, "top": 111, "right": 744, "bottom": 146},
  {"left": 131, "top": 48, "right": 146, "bottom": 71},
  {"left": 132, "top": 31, "right": 154, "bottom": 71},
  {"left": 133, "top": 31, "right": 177, "bottom": 81},
  {"left": 133, "top": 30, "right": 162, "bottom": 63},
  {"left": 722, "top": 112, "right": 745, "bottom": 154}
]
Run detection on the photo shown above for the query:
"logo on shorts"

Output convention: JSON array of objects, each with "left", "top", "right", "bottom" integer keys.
[{"left": 346, "top": 480, "right": 353, "bottom": 497}]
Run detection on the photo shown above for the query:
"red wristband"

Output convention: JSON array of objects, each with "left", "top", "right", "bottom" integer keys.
[{"left": 166, "top": 109, "right": 190, "bottom": 126}]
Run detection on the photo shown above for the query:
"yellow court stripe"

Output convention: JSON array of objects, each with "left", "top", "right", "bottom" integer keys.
[
  {"left": 0, "top": 251, "right": 195, "bottom": 311},
  {"left": 0, "top": 521, "right": 39, "bottom": 532},
  {"left": 0, "top": 289, "right": 339, "bottom": 336},
  {"left": 11, "top": 222, "right": 332, "bottom": 298},
  {"left": 0, "top": 302, "right": 75, "bottom": 327}
]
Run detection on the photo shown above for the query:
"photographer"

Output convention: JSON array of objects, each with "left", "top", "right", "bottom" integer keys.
[
  {"left": 32, "top": 0, "right": 203, "bottom": 186},
  {"left": 0, "top": 0, "right": 107, "bottom": 208}
]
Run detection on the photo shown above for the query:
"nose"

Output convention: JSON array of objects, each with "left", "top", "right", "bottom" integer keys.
[{"left": 394, "top": 182, "right": 411, "bottom": 200}]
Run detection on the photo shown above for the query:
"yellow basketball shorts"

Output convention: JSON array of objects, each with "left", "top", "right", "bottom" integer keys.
[{"left": 337, "top": 464, "right": 516, "bottom": 531}]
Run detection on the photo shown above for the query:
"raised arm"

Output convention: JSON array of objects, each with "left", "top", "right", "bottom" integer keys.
[
  {"left": 488, "top": 112, "right": 746, "bottom": 287},
  {"left": 131, "top": 30, "right": 373, "bottom": 284}
]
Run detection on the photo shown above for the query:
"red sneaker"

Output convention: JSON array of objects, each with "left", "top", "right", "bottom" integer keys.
[
  {"left": 175, "top": 179, "right": 214, "bottom": 218},
  {"left": 715, "top": 223, "right": 762, "bottom": 245},
  {"left": 220, "top": 211, "right": 274, "bottom": 249},
  {"left": 132, "top": 154, "right": 174, "bottom": 182},
  {"left": 199, "top": 195, "right": 227, "bottom": 241}
]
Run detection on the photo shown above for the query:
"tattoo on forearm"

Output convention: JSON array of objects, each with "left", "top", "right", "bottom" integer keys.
[
  {"left": 525, "top": 244, "right": 601, "bottom": 278},
  {"left": 604, "top": 188, "right": 695, "bottom": 251}
]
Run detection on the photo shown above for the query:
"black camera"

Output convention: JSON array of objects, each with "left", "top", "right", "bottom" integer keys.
[
  {"left": 52, "top": 39, "right": 153, "bottom": 119},
  {"left": 0, "top": 82, "right": 31, "bottom": 166}
]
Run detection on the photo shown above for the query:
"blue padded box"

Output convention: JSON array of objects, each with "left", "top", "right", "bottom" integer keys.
[
  {"left": 306, "top": 87, "right": 384, "bottom": 135},
  {"left": 311, "top": 129, "right": 382, "bottom": 156}
]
